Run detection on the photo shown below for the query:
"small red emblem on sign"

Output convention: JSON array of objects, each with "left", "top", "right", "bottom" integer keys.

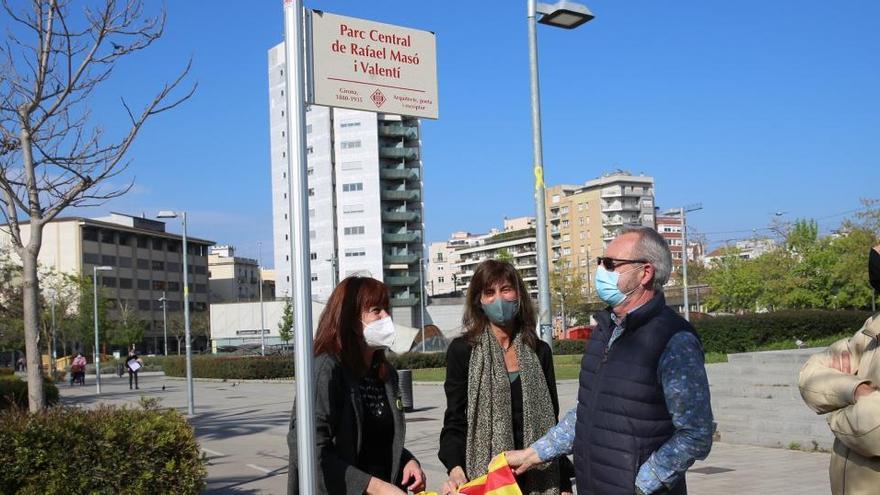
[{"left": 371, "top": 89, "right": 386, "bottom": 108}]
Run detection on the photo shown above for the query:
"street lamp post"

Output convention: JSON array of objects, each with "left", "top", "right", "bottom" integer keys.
[
  {"left": 158, "top": 210, "right": 194, "bottom": 416},
  {"left": 419, "top": 257, "right": 426, "bottom": 353},
  {"left": 92, "top": 266, "right": 112, "bottom": 394},
  {"left": 678, "top": 203, "right": 703, "bottom": 321},
  {"left": 258, "top": 241, "right": 266, "bottom": 357},
  {"left": 158, "top": 292, "right": 168, "bottom": 356},
  {"left": 527, "top": 0, "right": 594, "bottom": 347}
]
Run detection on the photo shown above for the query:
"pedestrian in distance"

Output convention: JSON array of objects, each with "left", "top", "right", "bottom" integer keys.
[
  {"left": 798, "top": 243, "right": 880, "bottom": 494},
  {"left": 287, "top": 276, "right": 426, "bottom": 495},
  {"left": 439, "top": 259, "right": 573, "bottom": 495},
  {"left": 506, "top": 227, "right": 714, "bottom": 495},
  {"left": 70, "top": 352, "right": 87, "bottom": 386},
  {"left": 125, "top": 345, "right": 141, "bottom": 390}
]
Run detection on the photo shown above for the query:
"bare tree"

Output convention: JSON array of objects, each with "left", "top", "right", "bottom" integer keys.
[{"left": 0, "top": 0, "right": 195, "bottom": 411}]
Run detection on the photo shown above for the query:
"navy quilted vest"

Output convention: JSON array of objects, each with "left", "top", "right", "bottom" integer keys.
[{"left": 573, "top": 293, "right": 694, "bottom": 495}]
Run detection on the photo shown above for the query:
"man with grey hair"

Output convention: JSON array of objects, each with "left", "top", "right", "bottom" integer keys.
[{"left": 507, "top": 227, "right": 714, "bottom": 495}]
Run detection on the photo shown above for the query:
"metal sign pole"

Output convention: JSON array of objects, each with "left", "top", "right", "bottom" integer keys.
[{"left": 284, "top": 1, "right": 317, "bottom": 493}]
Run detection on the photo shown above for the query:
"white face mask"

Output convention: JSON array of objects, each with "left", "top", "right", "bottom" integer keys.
[{"left": 363, "top": 316, "right": 396, "bottom": 350}]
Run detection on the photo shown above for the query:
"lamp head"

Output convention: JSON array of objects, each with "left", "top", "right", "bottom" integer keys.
[
  {"left": 537, "top": 1, "right": 594, "bottom": 29},
  {"left": 156, "top": 210, "right": 178, "bottom": 219}
]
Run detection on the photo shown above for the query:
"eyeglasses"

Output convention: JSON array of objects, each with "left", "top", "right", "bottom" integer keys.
[{"left": 596, "top": 256, "right": 648, "bottom": 271}]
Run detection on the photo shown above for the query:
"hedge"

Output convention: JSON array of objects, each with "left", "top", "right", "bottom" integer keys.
[
  {"left": 389, "top": 352, "right": 447, "bottom": 370},
  {"left": 694, "top": 310, "right": 873, "bottom": 354},
  {"left": 553, "top": 340, "right": 588, "bottom": 355},
  {"left": 0, "top": 398, "right": 206, "bottom": 494},
  {"left": 163, "top": 355, "right": 295, "bottom": 379},
  {"left": 0, "top": 375, "right": 59, "bottom": 410}
]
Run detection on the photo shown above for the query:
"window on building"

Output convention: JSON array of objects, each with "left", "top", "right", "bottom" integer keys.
[
  {"left": 308, "top": 188, "right": 314, "bottom": 196},
  {"left": 306, "top": 124, "right": 312, "bottom": 133},
  {"left": 101, "top": 277, "right": 116, "bottom": 288},
  {"left": 344, "top": 226, "right": 365, "bottom": 236},
  {"left": 307, "top": 168, "right": 313, "bottom": 176},
  {"left": 168, "top": 281, "right": 180, "bottom": 292},
  {"left": 560, "top": 206, "right": 569, "bottom": 215},
  {"left": 99, "top": 230, "right": 115, "bottom": 244},
  {"left": 342, "top": 182, "right": 363, "bottom": 192},
  {"left": 138, "top": 299, "right": 151, "bottom": 311},
  {"left": 119, "top": 257, "right": 132, "bottom": 268},
  {"left": 340, "top": 140, "right": 362, "bottom": 149},
  {"left": 438, "top": 276, "right": 445, "bottom": 283},
  {"left": 194, "top": 265, "right": 206, "bottom": 275},
  {"left": 101, "top": 255, "right": 116, "bottom": 266},
  {"left": 342, "top": 204, "right": 364, "bottom": 214},
  {"left": 345, "top": 248, "right": 366, "bottom": 257},
  {"left": 307, "top": 146, "right": 314, "bottom": 155},
  {"left": 137, "top": 279, "right": 150, "bottom": 290},
  {"left": 195, "top": 284, "right": 207, "bottom": 293},
  {"left": 152, "top": 260, "right": 165, "bottom": 271},
  {"left": 340, "top": 120, "right": 361, "bottom": 128},
  {"left": 562, "top": 234, "right": 570, "bottom": 242},
  {"left": 552, "top": 195, "right": 560, "bottom": 204},
  {"left": 82, "top": 227, "right": 98, "bottom": 242},
  {"left": 167, "top": 262, "right": 180, "bottom": 273},
  {"left": 311, "top": 273, "right": 319, "bottom": 281},
  {"left": 83, "top": 253, "right": 99, "bottom": 264},
  {"left": 136, "top": 259, "right": 149, "bottom": 269},
  {"left": 137, "top": 236, "right": 149, "bottom": 248},
  {"left": 152, "top": 280, "right": 166, "bottom": 291},
  {"left": 341, "top": 161, "right": 362, "bottom": 171},
  {"left": 310, "top": 253, "right": 318, "bottom": 260},
  {"left": 118, "top": 233, "right": 132, "bottom": 246}
]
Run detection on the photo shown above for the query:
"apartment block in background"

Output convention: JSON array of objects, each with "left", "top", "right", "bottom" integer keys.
[
  {"left": 208, "top": 245, "right": 261, "bottom": 303},
  {"left": 545, "top": 171, "right": 655, "bottom": 274}
]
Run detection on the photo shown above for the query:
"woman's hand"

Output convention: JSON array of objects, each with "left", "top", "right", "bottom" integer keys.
[
  {"left": 441, "top": 466, "right": 468, "bottom": 495},
  {"left": 366, "top": 477, "right": 406, "bottom": 495},
  {"left": 401, "top": 459, "right": 426, "bottom": 493}
]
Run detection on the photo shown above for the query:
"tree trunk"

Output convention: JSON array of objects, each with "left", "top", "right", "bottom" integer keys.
[{"left": 22, "top": 251, "right": 45, "bottom": 411}]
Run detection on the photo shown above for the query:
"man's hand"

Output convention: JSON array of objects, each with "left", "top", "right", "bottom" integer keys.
[
  {"left": 831, "top": 351, "right": 853, "bottom": 374},
  {"left": 854, "top": 382, "right": 878, "bottom": 404},
  {"left": 441, "top": 466, "right": 467, "bottom": 495},
  {"left": 505, "top": 447, "right": 542, "bottom": 475},
  {"left": 401, "top": 459, "right": 426, "bottom": 493}
]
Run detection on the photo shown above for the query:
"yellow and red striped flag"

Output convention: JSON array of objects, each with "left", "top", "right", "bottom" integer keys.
[{"left": 456, "top": 453, "right": 523, "bottom": 495}]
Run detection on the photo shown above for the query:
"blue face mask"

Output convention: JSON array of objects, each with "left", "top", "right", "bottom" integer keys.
[
  {"left": 482, "top": 298, "right": 519, "bottom": 325},
  {"left": 594, "top": 265, "right": 642, "bottom": 307}
]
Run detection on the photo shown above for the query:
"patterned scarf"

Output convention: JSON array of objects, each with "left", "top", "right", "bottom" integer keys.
[{"left": 466, "top": 329, "right": 560, "bottom": 495}]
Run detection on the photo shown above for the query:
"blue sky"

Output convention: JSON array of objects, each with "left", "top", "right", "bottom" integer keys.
[{"left": 66, "top": 1, "right": 879, "bottom": 266}]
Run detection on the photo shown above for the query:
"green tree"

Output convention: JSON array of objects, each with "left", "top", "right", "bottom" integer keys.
[
  {"left": 278, "top": 299, "right": 294, "bottom": 345},
  {"left": 107, "top": 301, "right": 146, "bottom": 349},
  {"left": 551, "top": 264, "right": 590, "bottom": 326},
  {"left": 496, "top": 249, "right": 514, "bottom": 264}
]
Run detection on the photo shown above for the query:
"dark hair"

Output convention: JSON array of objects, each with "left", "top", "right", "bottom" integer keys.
[
  {"left": 461, "top": 260, "right": 538, "bottom": 349},
  {"left": 313, "top": 276, "right": 391, "bottom": 378}
]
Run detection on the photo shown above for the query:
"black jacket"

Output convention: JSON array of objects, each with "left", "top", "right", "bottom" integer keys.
[
  {"left": 439, "top": 337, "right": 574, "bottom": 490},
  {"left": 287, "top": 353, "right": 416, "bottom": 495}
]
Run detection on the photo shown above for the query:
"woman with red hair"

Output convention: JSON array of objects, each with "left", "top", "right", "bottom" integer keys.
[{"left": 288, "top": 276, "right": 426, "bottom": 495}]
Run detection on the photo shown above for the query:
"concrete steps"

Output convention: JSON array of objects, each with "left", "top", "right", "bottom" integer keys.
[{"left": 707, "top": 348, "right": 834, "bottom": 450}]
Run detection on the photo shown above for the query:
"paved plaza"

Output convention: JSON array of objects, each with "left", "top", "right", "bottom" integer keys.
[{"left": 60, "top": 373, "right": 831, "bottom": 494}]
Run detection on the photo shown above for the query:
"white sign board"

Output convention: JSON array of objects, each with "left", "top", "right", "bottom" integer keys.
[{"left": 309, "top": 10, "right": 439, "bottom": 119}]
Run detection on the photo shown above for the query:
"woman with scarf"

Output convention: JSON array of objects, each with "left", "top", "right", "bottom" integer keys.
[
  {"left": 439, "top": 260, "right": 573, "bottom": 495},
  {"left": 287, "top": 276, "right": 426, "bottom": 495}
]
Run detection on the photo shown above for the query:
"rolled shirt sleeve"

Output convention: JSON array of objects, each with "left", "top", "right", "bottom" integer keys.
[{"left": 635, "top": 331, "right": 715, "bottom": 494}]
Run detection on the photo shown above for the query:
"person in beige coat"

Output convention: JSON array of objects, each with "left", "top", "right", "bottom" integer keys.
[{"left": 798, "top": 243, "right": 880, "bottom": 494}]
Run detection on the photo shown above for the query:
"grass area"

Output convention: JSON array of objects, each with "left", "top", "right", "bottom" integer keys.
[
  {"left": 752, "top": 332, "right": 849, "bottom": 352},
  {"left": 412, "top": 368, "right": 446, "bottom": 382},
  {"left": 705, "top": 352, "right": 728, "bottom": 364}
]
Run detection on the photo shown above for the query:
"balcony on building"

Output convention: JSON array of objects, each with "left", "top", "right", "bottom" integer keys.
[
  {"left": 379, "top": 145, "right": 419, "bottom": 161},
  {"left": 382, "top": 210, "right": 420, "bottom": 223},
  {"left": 381, "top": 189, "right": 421, "bottom": 201},
  {"left": 380, "top": 166, "right": 420, "bottom": 181},
  {"left": 385, "top": 274, "right": 419, "bottom": 286},
  {"left": 384, "top": 253, "right": 419, "bottom": 264},
  {"left": 378, "top": 122, "right": 419, "bottom": 140},
  {"left": 383, "top": 231, "right": 422, "bottom": 244}
]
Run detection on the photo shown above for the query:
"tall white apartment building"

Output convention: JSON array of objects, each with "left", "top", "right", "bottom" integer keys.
[{"left": 268, "top": 43, "right": 425, "bottom": 328}]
